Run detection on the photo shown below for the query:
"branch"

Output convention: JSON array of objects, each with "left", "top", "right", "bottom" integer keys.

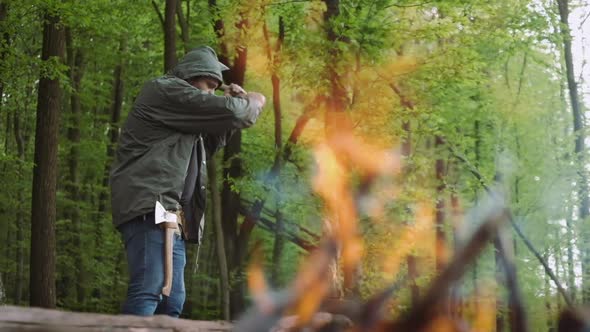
[
  {"left": 238, "top": 203, "right": 318, "bottom": 252},
  {"left": 385, "top": 1, "right": 434, "bottom": 9},
  {"left": 151, "top": 1, "right": 165, "bottom": 31},
  {"left": 267, "top": 0, "right": 314, "bottom": 6}
]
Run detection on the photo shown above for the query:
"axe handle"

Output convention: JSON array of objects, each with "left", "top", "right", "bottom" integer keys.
[{"left": 162, "top": 225, "right": 175, "bottom": 296}]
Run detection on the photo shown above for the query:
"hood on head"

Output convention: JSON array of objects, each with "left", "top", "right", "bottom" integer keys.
[{"left": 171, "top": 46, "right": 229, "bottom": 87}]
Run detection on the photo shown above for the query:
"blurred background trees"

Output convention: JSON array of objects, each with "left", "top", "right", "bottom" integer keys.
[{"left": 0, "top": 0, "right": 588, "bottom": 330}]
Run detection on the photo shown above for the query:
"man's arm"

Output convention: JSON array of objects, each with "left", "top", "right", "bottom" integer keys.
[{"left": 134, "top": 77, "right": 265, "bottom": 134}]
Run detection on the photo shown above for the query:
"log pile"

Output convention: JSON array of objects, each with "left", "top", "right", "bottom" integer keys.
[{"left": 0, "top": 305, "right": 231, "bottom": 332}]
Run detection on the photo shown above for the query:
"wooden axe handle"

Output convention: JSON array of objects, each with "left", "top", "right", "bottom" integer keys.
[{"left": 161, "top": 224, "right": 175, "bottom": 297}]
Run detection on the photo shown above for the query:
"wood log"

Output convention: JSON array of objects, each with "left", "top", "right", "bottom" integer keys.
[{"left": 0, "top": 305, "right": 231, "bottom": 331}]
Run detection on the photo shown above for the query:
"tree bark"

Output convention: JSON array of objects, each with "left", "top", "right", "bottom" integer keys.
[
  {"left": 567, "top": 205, "right": 576, "bottom": 302},
  {"left": 208, "top": 2, "right": 249, "bottom": 317},
  {"left": 209, "top": 158, "right": 230, "bottom": 321},
  {"left": 263, "top": 15, "right": 285, "bottom": 287},
  {"left": 495, "top": 235, "right": 505, "bottom": 332},
  {"left": 164, "top": 0, "right": 177, "bottom": 72},
  {"left": 13, "top": 108, "right": 25, "bottom": 306},
  {"left": 93, "top": 38, "right": 126, "bottom": 304},
  {"left": 29, "top": 11, "right": 65, "bottom": 308},
  {"left": 322, "top": 0, "right": 350, "bottom": 137},
  {"left": 544, "top": 253, "right": 554, "bottom": 331},
  {"left": 176, "top": 0, "right": 189, "bottom": 53},
  {"left": 0, "top": 2, "right": 8, "bottom": 109},
  {"left": 435, "top": 136, "right": 446, "bottom": 272},
  {"left": 556, "top": 0, "right": 589, "bottom": 303},
  {"left": 98, "top": 38, "right": 126, "bottom": 215},
  {"left": 390, "top": 82, "right": 419, "bottom": 304}
]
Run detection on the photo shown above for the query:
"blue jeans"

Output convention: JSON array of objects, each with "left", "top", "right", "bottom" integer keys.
[{"left": 118, "top": 213, "right": 186, "bottom": 317}]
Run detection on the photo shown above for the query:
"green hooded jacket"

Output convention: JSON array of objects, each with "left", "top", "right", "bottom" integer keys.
[{"left": 110, "top": 46, "right": 262, "bottom": 244}]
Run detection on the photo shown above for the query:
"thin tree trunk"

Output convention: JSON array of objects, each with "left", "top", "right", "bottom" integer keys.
[
  {"left": 555, "top": 228, "right": 564, "bottom": 313},
  {"left": 164, "top": 0, "right": 177, "bottom": 72},
  {"left": 495, "top": 235, "right": 505, "bottom": 332},
  {"left": 435, "top": 136, "right": 446, "bottom": 272},
  {"left": 13, "top": 108, "right": 25, "bottom": 305},
  {"left": 65, "top": 28, "right": 85, "bottom": 307},
  {"left": 390, "top": 82, "right": 419, "bottom": 304},
  {"left": 209, "top": 158, "right": 229, "bottom": 321},
  {"left": 566, "top": 204, "right": 576, "bottom": 302},
  {"left": 544, "top": 253, "right": 553, "bottom": 332},
  {"left": 30, "top": 11, "right": 65, "bottom": 308},
  {"left": 211, "top": 8, "right": 249, "bottom": 318},
  {"left": 0, "top": 2, "right": 8, "bottom": 121},
  {"left": 98, "top": 38, "right": 126, "bottom": 215},
  {"left": 0, "top": 4, "right": 18, "bottom": 303},
  {"left": 556, "top": 0, "right": 589, "bottom": 303},
  {"left": 450, "top": 190, "right": 462, "bottom": 317},
  {"left": 94, "top": 38, "right": 126, "bottom": 302},
  {"left": 6, "top": 2, "right": 23, "bottom": 303},
  {"left": 472, "top": 120, "right": 481, "bottom": 305},
  {"left": 263, "top": 15, "right": 285, "bottom": 287},
  {"left": 323, "top": 0, "right": 349, "bottom": 137},
  {"left": 176, "top": 0, "right": 189, "bottom": 53}
]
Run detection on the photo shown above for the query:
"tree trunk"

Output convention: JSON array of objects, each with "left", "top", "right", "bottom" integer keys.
[
  {"left": 556, "top": 0, "right": 589, "bottom": 303},
  {"left": 567, "top": 206, "right": 576, "bottom": 302},
  {"left": 209, "top": 8, "right": 249, "bottom": 317},
  {"left": 495, "top": 236, "right": 505, "bottom": 332},
  {"left": 94, "top": 38, "right": 126, "bottom": 304},
  {"left": 209, "top": 158, "right": 230, "bottom": 321},
  {"left": 390, "top": 82, "right": 419, "bottom": 304},
  {"left": 13, "top": 108, "right": 25, "bottom": 306},
  {"left": 472, "top": 120, "right": 481, "bottom": 305},
  {"left": 176, "top": 0, "right": 189, "bottom": 53},
  {"left": 29, "top": 11, "right": 65, "bottom": 308},
  {"left": 164, "top": 0, "right": 177, "bottom": 72},
  {"left": 555, "top": 228, "right": 564, "bottom": 313},
  {"left": 322, "top": 0, "right": 349, "bottom": 137},
  {"left": 98, "top": 38, "right": 126, "bottom": 215},
  {"left": 450, "top": 190, "right": 462, "bottom": 317},
  {"left": 435, "top": 136, "right": 446, "bottom": 272},
  {"left": 0, "top": 2, "right": 8, "bottom": 114},
  {"left": 544, "top": 253, "right": 553, "bottom": 331},
  {"left": 263, "top": 15, "right": 285, "bottom": 287}
]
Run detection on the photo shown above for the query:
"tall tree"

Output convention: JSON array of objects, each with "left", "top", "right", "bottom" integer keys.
[
  {"left": 435, "top": 136, "right": 446, "bottom": 273},
  {"left": 29, "top": 8, "right": 65, "bottom": 308},
  {"left": 556, "top": 0, "right": 589, "bottom": 303},
  {"left": 164, "top": 0, "right": 177, "bottom": 72},
  {"left": 207, "top": 0, "right": 250, "bottom": 317},
  {"left": 176, "top": 0, "right": 189, "bottom": 53},
  {"left": 262, "top": 15, "right": 285, "bottom": 287},
  {"left": 208, "top": 158, "right": 229, "bottom": 320}
]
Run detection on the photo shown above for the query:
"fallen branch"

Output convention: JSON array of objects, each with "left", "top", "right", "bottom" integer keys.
[
  {"left": 0, "top": 305, "right": 231, "bottom": 331},
  {"left": 238, "top": 203, "right": 317, "bottom": 252}
]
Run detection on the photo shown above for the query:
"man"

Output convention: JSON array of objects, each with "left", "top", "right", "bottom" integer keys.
[{"left": 110, "top": 46, "right": 265, "bottom": 317}]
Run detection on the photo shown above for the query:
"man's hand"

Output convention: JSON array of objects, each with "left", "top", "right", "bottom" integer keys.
[
  {"left": 222, "top": 83, "right": 247, "bottom": 97},
  {"left": 222, "top": 83, "right": 266, "bottom": 108},
  {"left": 247, "top": 92, "right": 266, "bottom": 109}
]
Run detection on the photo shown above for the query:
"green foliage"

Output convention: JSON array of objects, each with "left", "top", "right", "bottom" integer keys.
[{"left": 0, "top": 0, "right": 586, "bottom": 327}]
